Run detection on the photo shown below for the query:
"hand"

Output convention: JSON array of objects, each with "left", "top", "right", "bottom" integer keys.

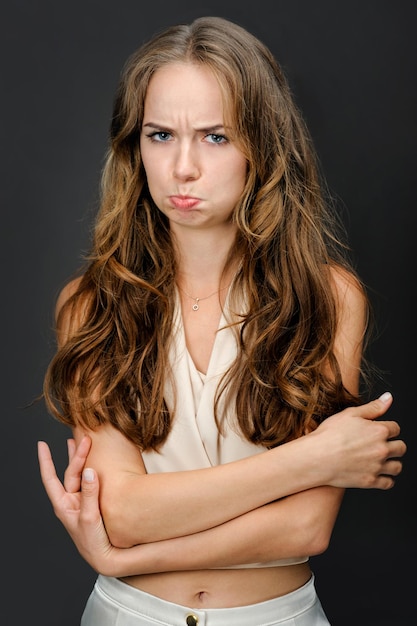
[
  {"left": 37, "top": 438, "right": 145, "bottom": 577},
  {"left": 313, "top": 392, "right": 407, "bottom": 489}
]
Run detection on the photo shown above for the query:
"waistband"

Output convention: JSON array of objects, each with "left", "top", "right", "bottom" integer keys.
[{"left": 95, "top": 574, "right": 318, "bottom": 626}]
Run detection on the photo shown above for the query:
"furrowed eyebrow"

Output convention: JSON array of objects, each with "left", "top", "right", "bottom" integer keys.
[
  {"left": 142, "top": 123, "right": 229, "bottom": 134},
  {"left": 142, "top": 123, "right": 174, "bottom": 132},
  {"left": 195, "top": 125, "right": 228, "bottom": 134}
]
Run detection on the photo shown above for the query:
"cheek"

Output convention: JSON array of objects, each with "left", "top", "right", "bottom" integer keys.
[
  {"left": 140, "top": 141, "right": 157, "bottom": 179},
  {"left": 230, "top": 159, "right": 248, "bottom": 194},
  {"left": 141, "top": 155, "right": 159, "bottom": 192}
]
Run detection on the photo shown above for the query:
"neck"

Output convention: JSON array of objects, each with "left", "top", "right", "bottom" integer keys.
[{"left": 172, "top": 225, "right": 237, "bottom": 287}]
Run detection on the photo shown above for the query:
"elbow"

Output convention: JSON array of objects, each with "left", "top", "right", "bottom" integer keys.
[
  {"left": 100, "top": 485, "right": 143, "bottom": 548},
  {"left": 306, "top": 527, "right": 332, "bottom": 556},
  {"left": 290, "top": 510, "right": 334, "bottom": 558},
  {"left": 106, "top": 523, "right": 136, "bottom": 549},
  {"left": 101, "top": 500, "right": 136, "bottom": 548},
  {"left": 295, "top": 488, "right": 343, "bottom": 557},
  {"left": 308, "top": 516, "right": 334, "bottom": 556}
]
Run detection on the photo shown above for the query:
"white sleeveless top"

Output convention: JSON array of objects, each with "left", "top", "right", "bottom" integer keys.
[{"left": 142, "top": 294, "right": 309, "bottom": 568}]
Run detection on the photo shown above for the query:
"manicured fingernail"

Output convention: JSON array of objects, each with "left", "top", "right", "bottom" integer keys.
[
  {"left": 379, "top": 392, "right": 392, "bottom": 403},
  {"left": 83, "top": 468, "right": 94, "bottom": 482}
]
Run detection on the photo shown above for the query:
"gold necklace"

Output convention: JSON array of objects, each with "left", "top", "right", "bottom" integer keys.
[{"left": 177, "top": 284, "right": 229, "bottom": 311}]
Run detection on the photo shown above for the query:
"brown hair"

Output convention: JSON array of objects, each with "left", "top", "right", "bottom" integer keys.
[{"left": 44, "top": 16, "right": 367, "bottom": 450}]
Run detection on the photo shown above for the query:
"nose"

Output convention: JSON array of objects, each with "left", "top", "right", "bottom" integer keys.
[{"left": 173, "top": 142, "right": 200, "bottom": 181}]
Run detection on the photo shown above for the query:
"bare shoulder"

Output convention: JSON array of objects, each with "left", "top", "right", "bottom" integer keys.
[
  {"left": 55, "top": 275, "right": 87, "bottom": 347},
  {"left": 328, "top": 264, "right": 367, "bottom": 321},
  {"left": 56, "top": 275, "right": 84, "bottom": 316},
  {"left": 327, "top": 265, "right": 369, "bottom": 392}
]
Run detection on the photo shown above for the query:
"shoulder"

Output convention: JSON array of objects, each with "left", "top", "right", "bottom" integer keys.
[
  {"left": 55, "top": 275, "right": 89, "bottom": 347},
  {"left": 327, "top": 264, "right": 367, "bottom": 321},
  {"left": 327, "top": 265, "right": 369, "bottom": 392},
  {"left": 55, "top": 275, "right": 84, "bottom": 316}
]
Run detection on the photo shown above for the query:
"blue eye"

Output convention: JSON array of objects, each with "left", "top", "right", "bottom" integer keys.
[
  {"left": 147, "top": 131, "right": 172, "bottom": 142},
  {"left": 206, "top": 133, "right": 227, "bottom": 144}
]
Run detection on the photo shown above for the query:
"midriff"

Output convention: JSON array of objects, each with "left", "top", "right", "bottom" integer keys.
[{"left": 120, "top": 562, "right": 312, "bottom": 608}]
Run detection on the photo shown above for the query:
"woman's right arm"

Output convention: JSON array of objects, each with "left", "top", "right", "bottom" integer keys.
[
  {"left": 38, "top": 416, "right": 404, "bottom": 578},
  {"left": 38, "top": 438, "right": 337, "bottom": 576},
  {"left": 70, "top": 393, "right": 403, "bottom": 547},
  {"left": 51, "top": 278, "right": 405, "bottom": 547}
]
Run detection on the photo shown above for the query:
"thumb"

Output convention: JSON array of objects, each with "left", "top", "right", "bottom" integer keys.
[
  {"left": 356, "top": 392, "right": 393, "bottom": 421},
  {"left": 77, "top": 468, "right": 112, "bottom": 568},
  {"left": 81, "top": 467, "right": 100, "bottom": 508}
]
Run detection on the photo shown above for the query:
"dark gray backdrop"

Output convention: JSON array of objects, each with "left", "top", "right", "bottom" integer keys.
[{"left": 2, "top": 1, "right": 416, "bottom": 624}]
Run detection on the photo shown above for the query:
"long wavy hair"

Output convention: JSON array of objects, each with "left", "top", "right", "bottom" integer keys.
[{"left": 44, "top": 16, "right": 368, "bottom": 450}]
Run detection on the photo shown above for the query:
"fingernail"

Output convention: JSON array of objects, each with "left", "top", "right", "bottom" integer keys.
[
  {"left": 83, "top": 468, "right": 94, "bottom": 482},
  {"left": 379, "top": 392, "right": 392, "bottom": 403}
]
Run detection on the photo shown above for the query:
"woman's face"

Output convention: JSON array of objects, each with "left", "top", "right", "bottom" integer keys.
[{"left": 140, "top": 62, "right": 247, "bottom": 235}]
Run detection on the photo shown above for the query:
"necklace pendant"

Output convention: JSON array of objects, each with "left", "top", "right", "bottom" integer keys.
[{"left": 192, "top": 298, "right": 200, "bottom": 311}]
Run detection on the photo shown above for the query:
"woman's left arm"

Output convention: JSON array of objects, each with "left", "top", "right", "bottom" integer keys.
[
  {"left": 38, "top": 437, "right": 342, "bottom": 576},
  {"left": 327, "top": 264, "right": 368, "bottom": 397},
  {"left": 162, "top": 266, "right": 368, "bottom": 571},
  {"left": 38, "top": 266, "right": 366, "bottom": 575}
]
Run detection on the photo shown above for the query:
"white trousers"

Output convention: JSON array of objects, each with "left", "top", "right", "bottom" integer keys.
[{"left": 80, "top": 574, "right": 331, "bottom": 625}]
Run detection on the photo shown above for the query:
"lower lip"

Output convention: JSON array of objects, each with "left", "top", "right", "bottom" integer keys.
[{"left": 170, "top": 196, "right": 200, "bottom": 209}]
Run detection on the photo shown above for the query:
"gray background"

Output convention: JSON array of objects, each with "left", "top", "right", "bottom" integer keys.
[{"left": 2, "top": 1, "right": 416, "bottom": 623}]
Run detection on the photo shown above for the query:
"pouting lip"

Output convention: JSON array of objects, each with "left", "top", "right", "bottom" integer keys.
[
  {"left": 169, "top": 195, "right": 202, "bottom": 209},
  {"left": 170, "top": 194, "right": 201, "bottom": 200}
]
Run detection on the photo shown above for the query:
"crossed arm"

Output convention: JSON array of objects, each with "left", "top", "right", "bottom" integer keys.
[
  {"left": 38, "top": 391, "right": 404, "bottom": 578},
  {"left": 38, "top": 268, "right": 406, "bottom": 577}
]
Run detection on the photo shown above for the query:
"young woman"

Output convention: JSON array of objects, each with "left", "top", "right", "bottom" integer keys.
[{"left": 38, "top": 16, "right": 406, "bottom": 625}]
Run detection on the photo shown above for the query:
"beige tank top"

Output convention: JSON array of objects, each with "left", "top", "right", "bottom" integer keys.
[{"left": 142, "top": 294, "right": 309, "bottom": 568}]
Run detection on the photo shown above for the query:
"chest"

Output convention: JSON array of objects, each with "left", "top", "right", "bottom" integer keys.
[{"left": 180, "top": 296, "right": 225, "bottom": 374}]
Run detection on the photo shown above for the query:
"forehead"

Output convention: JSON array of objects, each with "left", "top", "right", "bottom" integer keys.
[{"left": 143, "top": 62, "right": 225, "bottom": 122}]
